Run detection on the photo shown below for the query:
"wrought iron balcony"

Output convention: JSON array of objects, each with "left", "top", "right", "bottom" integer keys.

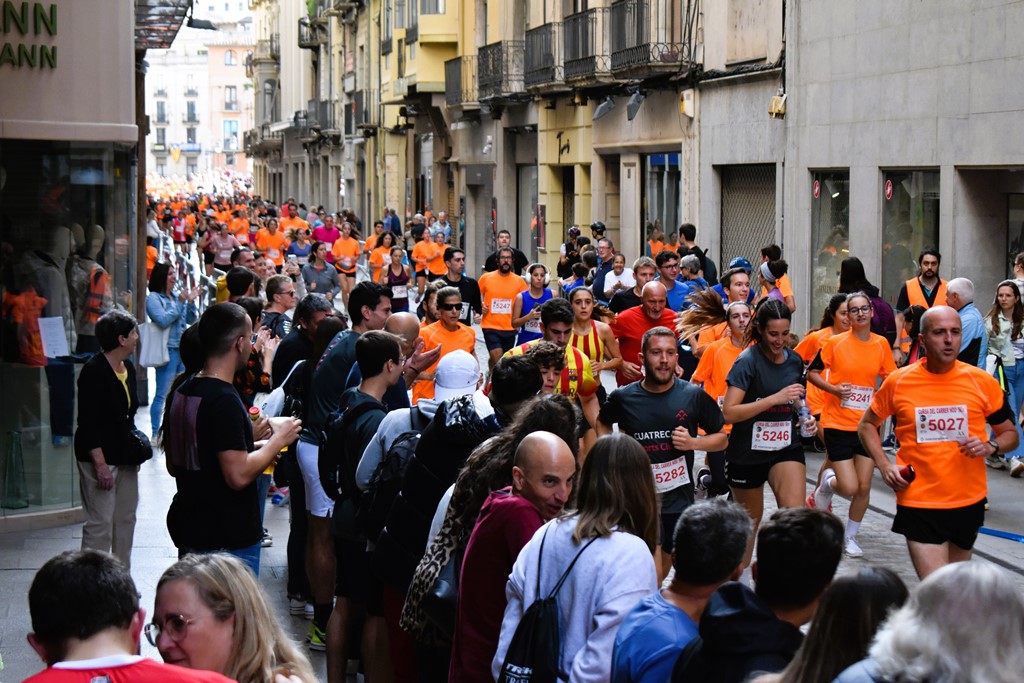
[
  {"left": 298, "top": 17, "right": 326, "bottom": 49},
  {"left": 246, "top": 123, "right": 284, "bottom": 157},
  {"left": 184, "top": 86, "right": 198, "bottom": 96},
  {"left": 154, "top": 114, "right": 168, "bottom": 124},
  {"left": 564, "top": 7, "right": 611, "bottom": 81},
  {"left": 269, "top": 33, "right": 280, "bottom": 59},
  {"left": 182, "top": 114, "right": 199, "bottom": 123},
  {"left": 381, "top": 35, "right": 392, "bottom": 55},
  {"left": 154, "top": 87, "right": 167, "bottom": 97},
  {"left": 151, "top": 143, "right": 168, "bottom": 154},
  {"left": 181, "top": 143, "right": 202, "bottom": 154},
  {"left": 609, "top": 0, "right": 689, "bottom": 75},
  {"left": 445, "top": 56, "right": 478, "bottom": 106},
  {"left": 477, "top": 41, "right": 525, "bottom": 100},
  {"left": 525, "top": 23, "right": 562, "bottom": 88}
]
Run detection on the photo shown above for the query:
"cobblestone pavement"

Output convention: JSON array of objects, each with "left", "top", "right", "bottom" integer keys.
[{"left": 3, "top": 327, "right": 1024, "bottom": 682}]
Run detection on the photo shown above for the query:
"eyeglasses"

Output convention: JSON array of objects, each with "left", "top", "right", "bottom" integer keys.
[
  {"left": 661, "top": 263, "right": 679, "bottom": 270},
  {"left": 438, "top": 302, "right": 462, "bottom": 311},
  {"left": 848, "top": 305, "right": 872, "bottom": 315},
  {"left": 280, "top": 290, "right": 297, "bottom": 297},
  {"left": 144, "top": 614, "right": 196, "bottom": 647}
]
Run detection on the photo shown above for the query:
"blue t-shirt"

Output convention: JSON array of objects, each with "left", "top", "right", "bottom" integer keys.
[
  {"left": 612, "top": 591, "right": 699, "bottom": 683},
  {"left": 665, "top": 280, "right": 689, "bottom": 311},
  {"left": 516, "top": 288, "right": 553, "bottom": 345}
]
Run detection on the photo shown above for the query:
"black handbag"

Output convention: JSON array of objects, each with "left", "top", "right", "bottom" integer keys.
[
  {"left": 420, "top": 543, "right": 466, "bottom": 639},
  {"left": 126, "top": 427, "right": 154, "bottom": 465}
]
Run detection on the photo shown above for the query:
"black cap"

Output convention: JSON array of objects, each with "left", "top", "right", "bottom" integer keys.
[{"left": 590, "top": 221, "right": 606, "bottom": 233}]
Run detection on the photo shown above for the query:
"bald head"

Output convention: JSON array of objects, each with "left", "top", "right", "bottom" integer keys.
[
  {"left": 385, "top": 312, "right": 421, "bottom": 355},
  {"left": 641, "top": 281, "right": 669, "bottom": 320},
  {"left": 919, "top": 305, "right": 959, "bottom": 335},
  {"left": 512, "top": 431, "right": 577, "bottom": 521}
]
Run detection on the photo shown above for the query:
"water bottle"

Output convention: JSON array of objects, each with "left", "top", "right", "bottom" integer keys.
[{"left": 797, "top": 399, "right": 815, "bottom": 439}]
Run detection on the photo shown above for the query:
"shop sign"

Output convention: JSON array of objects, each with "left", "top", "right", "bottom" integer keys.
[{"left": 1, "top": 2, "right": 58, "bottom": 70}]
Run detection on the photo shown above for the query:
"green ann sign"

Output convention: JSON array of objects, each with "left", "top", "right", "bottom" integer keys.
[{"left": 1, "top": 1, "right": 57, "bottom": 69}]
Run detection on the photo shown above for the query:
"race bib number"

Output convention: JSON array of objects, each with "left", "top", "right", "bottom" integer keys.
[
  {"left": 752, "top": 420, "right": 792, "bottom": 451},
  {"left": 392, "top": 285, "right": 408, "bottom": 298},
  {"left": 491, "top": 298, "right": 513, "bottom": 315},
  {"left": 218, "top": 250, "right": 232, "bottom": 261},
  {"left": 268, "top": 248, "right": 280, "bottom": 259},
  {"left": 717, "top": 395, "right": 725, "bottom": 409},
  {"left": 915, "top": 405, "right": 968, "bottom": 443},
  {"left": 460, "top": 302, "right": 471, "bottom": 320},
  {"left": 341, "top": 257, "right": 353, "bottom": 269},
  {"left": 841, "top": 385, "right": 874, "bottom": 411},
  {"left": 524, "top": 318, "right": 542, "bottom": 334},
  {"left": 651, "top": 456, "right": 689, "bottom": 493}
]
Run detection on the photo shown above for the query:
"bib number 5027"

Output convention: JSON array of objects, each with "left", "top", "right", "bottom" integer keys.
[{"left": 914, "top": 405, "right": 968, "bottom": 443}]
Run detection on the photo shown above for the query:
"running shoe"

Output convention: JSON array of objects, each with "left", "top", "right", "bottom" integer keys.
[
  {"left": 813, "top": 468, "right": 836, "bottom": 512},
  {"left": 305, "top": 602, "right": 314, "bottom": 621},
  {"left": 1010, "top": 457, "right": 1024, "bottom": 478},
  {"left": 844, "top": 536, "right": 864, "bottom": 558},
  {"left": 307, "top": 622, "right": 327, "bottom": 652},
  {"left": 261, "top": 529, "right": 273, "bottom": 548},
  {"left": 986, "top": 453, "right": 1008, "bottom": 470},
  {"left": 693, "top": 467, "right": 711, "bottom": 501},
  {"left": 289, "top": 597, "right": 306, "bottom": 616}
]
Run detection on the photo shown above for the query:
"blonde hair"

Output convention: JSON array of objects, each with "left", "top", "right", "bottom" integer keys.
[{"left": 157, "top": 554, "right": 316, "bottom": 683}]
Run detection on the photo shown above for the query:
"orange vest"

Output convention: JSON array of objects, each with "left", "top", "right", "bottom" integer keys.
[
  {"left": 905, "top": 277, "right": 946, "bottom": 309},
  {"left": 83, "top": 267, "right": 112, "bottom": 324},
  {"left": 901, "top": 278, "right": 947, "bottom": 352}
]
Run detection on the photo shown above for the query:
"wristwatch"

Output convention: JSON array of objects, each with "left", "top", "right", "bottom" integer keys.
[{"left": 988, "top": 438, "right": 1000, "bottom": 456}]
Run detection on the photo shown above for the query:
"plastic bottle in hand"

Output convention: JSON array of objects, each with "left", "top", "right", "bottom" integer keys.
[{"left": 797, "top": 398, "right": 815, "bottom": 439}]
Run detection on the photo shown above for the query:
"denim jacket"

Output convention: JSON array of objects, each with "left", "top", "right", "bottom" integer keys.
[{"left": 146, "top": 291, "right": 198, "bottom": 349}]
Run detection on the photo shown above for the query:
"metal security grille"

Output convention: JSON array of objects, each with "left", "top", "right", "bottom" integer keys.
[{"left": 720, "top": 164, "right": 777, "bottom": 267}]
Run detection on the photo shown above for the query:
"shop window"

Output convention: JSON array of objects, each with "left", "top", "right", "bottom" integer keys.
[
  {"left": 881, "top": 171, "right": 939, "bottom": 306},
  {"left": 642, "top": 153, "right": 681, "bottom": 253},
  {"left": 810, "top": 171, "right": 850, "bottom": 321},
  {"left": 0, "top": 140, "right": 134, "bottom": 517}
]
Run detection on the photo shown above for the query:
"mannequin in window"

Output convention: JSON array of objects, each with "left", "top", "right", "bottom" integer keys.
[
  {"left": 70, "top": 224, "right": 113, "bottom": 354},
  {"left": 20, "top": 225, "right": 76, "bottom": 354}
]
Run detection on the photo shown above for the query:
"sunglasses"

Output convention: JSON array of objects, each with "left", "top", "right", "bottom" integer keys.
[
  {"left": 144, "top": 614, "right": 196, "bottom": 647},
  {"left": 438, "top": 302, "right": 462, "bottom": 311}
]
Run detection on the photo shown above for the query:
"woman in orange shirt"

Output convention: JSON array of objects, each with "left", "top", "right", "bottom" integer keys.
[
  {"left": 331, "top": 221, "right": 362, "bottom": 310},
  {"left": 690, "top": 301, "right": 752, "bottom": 498},
  {"left": 807, "top": 291, "right": 898, "bottom": 558},
  {"left": 795, "top": 293, "right": 851, "bottom": 444},
  {"left": 368, "top": 231, "right": 397, "bottom": 283}
]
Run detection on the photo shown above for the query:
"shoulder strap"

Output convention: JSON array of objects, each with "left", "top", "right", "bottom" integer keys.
[
  {"left": 408, "top": 405, "right": 428, "bottom": 432},
  {"left": 281, "top": 359, "right": 304, "bottom": 388},
  {"left": 547, "top": 535, "right": 598, "bottom": 600}
]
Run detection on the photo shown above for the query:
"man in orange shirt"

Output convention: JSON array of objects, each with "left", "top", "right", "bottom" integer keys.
[
  {"left": 410, "top": 232, "right": 438, "bottom": 298},
  {"left": 411, "top": 286, "right": 477, "bottom": 403},
  {"left": 859, "top": 305, "right": 1018, "bottom": 579},
  {"left": 279, "top": 202, "right": 310, "bottom": 234},
  {"left": 425, "top": 230, "right": 449, "bottom": 280},
  {"left": 478, "top": 247, "right": 528, "bottom": 369},
  {"left": 255, "top": 219, "right": 289, "bottom": 270}
]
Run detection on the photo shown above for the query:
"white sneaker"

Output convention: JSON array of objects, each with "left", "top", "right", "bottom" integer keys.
[
  {"left": 1011, "top": 457, "right": 1024, "bottom": 478},
  {"left": 813, "top": 468, "right": 836, "bottom": 512},
  {"left": 844, "top": 536, "right": 864, "bottom": 558},
  {"left": 986, "top": 453, "right": 1008, "bottom": 470}
]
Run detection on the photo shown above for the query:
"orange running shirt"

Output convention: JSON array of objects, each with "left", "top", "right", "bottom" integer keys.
[
  {"left": 331, "top": 236, "right": 362, "bottom": 274},
  {"left": 871, "top": 359, "right": 1007, "bottom": 509},
  {"left": 256, "top": 229, "right": 289, "bottom": 266},
  {"left": 280, "top": 216, "right": 310, "bottom": 234},
  {"left": 412, "top": 321, "right": 477, "bottom": 403},
  {"left": 479, "top": 271, "right": 528, "bottom": 331},
  {"left": 369, "top": 246, "right": 391, "bottom": 281},
  {"left": 692, "top": 336, "right": 748, "bottom": 434},
  {"left": 696, "top": 322, "right": 728, "bottom": 350},
  {"left": 411, "top": 241, "right": 436, "bottom": 273},
  {"left": 818, "top": 331, "right": 897, "bottom": 431},
  {"left": 426, "top": 242, "right": 448, "bottom": 276},
  {"left": 795, "top": 327, "right": 834, "bottom": 415}
]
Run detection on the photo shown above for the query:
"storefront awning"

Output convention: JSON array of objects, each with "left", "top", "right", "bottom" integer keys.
[{"left": 135, "top": 0, "right": 192, "bottom": 51}]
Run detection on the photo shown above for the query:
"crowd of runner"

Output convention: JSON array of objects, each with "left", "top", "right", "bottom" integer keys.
[{"left": 25, "top": 191, "right": 1024, "bottom": 683}]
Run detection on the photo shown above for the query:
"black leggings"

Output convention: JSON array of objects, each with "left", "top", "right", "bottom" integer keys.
[{"left": 705, "top": 449, "right": 731, "bottom": 496}]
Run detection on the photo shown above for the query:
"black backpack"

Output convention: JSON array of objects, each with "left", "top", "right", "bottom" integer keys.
[
  {"left": 318, "top": 400, "right": 379, "bottom": 503},
  {"left": 356, "top": 406, "right": 430, "bottom": 540},
  {"left": 498, "top": 529, "right": 597, "bottom": 683}
]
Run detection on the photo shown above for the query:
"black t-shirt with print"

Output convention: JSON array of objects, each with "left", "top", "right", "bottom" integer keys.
[
  {"left": 166, "top": 376, "right": 259, "bottom": 551},
  {"left": 724, "top": 346, "right": 805, "bottom": 464},
  {"left": 600, "top": 378, "right": 725, "bottom": 513}
]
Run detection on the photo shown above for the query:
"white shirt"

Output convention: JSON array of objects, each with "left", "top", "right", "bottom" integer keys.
[{"left": 603, "top": 268, "right": 636, "bottom": 295}]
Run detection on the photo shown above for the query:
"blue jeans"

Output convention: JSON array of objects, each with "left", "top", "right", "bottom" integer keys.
[
  {"left": 1004, "top": 362, "right": 1024, "bottom": 460},
  {"left": 226, "top": 542, "right": 262, "bottom": 577},
  {"left": 151, "top": 346, "right": 184, "bottom": 435}
]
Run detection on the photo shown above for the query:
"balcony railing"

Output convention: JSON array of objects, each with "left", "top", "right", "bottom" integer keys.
[
  {"left": 181, "top": 143, "right": 202, "bottom": 154},
  {"left": 183, "top": 114, "right": 199, "bottom": 123},
  {"left": 381, "top": 34, "right": 392, "bottom": 55},
  {"left": 445, "top": 56, "right": 478, "bottom": 106},
  {"left": 298, "top": 17, "right": 326, "bottom": 49},
  {"left": 154, "top": 87, "right": 167, "bottom": 97},
  {"left": 151, "top": 143, "right": 168, "bottom": 154},
  {"left": 246, "top": 124, "right": 284, "bottom": 156},
  {"left": 525, "top": 23, "right": 562, "bottom": 88},
  {"left": 154, "top": 114, "right": 168, "bottom": 124},
  {"left": 405, "top": 22, "right": 418, "bottom": 43},
  {"left": 564, "top": 7, "right": 611, "bottom": 81},
  {"left": 225, "top": 101, "right": 238, "bottom": 112},
  {"left": 610, "top": 0, "right": 689, "bottom": 73},
  {"left": 184, "top": 87, "right": 198, "bottom": 96},
  {"left": 477, "top": 41, "right": 524, "bottom": 100},
  {"left": 269, "top": 33, "right": 280, "bottom": 59}
]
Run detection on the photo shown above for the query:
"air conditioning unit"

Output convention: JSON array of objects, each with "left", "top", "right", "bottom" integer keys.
[{"left": 768, "top": 93, "right": 787, "bottom": 119}]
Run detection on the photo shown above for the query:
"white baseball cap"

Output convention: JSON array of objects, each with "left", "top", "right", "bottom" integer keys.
[{"left": 434, "top": 350, "right": 481, "bottom": 402}]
